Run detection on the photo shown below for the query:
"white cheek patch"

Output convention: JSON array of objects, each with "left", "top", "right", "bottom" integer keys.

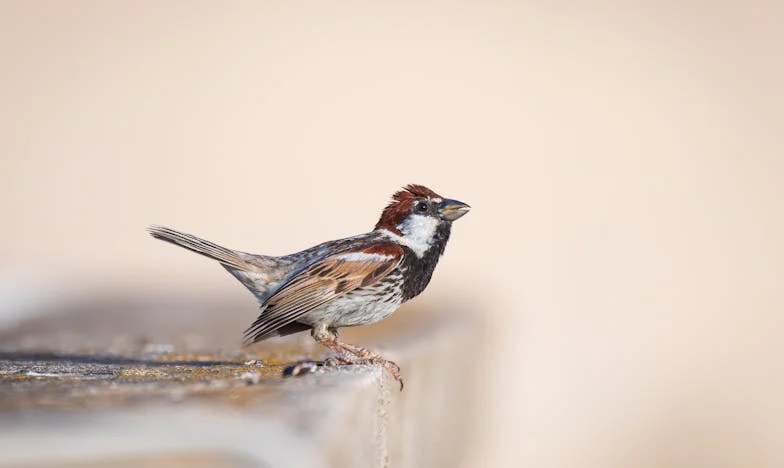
[
  {"left": 335, "top": 252, "right": 395, "bottom": 262},
  {"left": 384, "top": 214, "right": 439, "bottom": 258}
]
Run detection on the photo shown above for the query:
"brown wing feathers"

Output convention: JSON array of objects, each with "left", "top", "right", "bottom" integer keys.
[{"left": 243, "top": 245, "right": 403, "bottom": 344}]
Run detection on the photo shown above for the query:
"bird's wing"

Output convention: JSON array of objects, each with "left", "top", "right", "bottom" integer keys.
[{"left": 242, "top": 243, "right": 404, "bottom": 344}]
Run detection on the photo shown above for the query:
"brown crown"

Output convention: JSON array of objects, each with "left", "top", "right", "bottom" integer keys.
[{"left": 374, "top": 184, "right": 443, "bottom": 233}]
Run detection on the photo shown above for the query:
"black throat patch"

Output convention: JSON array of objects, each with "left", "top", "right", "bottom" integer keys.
[{"left": 399, "top": 222, "right": 452, "bottom": 301}]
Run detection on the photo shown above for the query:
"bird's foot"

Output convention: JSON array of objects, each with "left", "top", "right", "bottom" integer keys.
[
  {"left": 315, "top": 337, "right": 404, "bottom": 390},
  {"left": 360, "top": 356, "right": 403, "bottom": 391},
  {"left": 323, "top": 352, "right": 403, "bottom": 391}
]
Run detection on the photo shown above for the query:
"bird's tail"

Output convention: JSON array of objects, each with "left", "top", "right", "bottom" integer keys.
[{"left": 147, "top": 225, "right": 254, "bottom": 271}]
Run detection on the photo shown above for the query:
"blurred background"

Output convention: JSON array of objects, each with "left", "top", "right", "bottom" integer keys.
[{"left": 1, "top": 1, "right": 782, "bottom": 467}]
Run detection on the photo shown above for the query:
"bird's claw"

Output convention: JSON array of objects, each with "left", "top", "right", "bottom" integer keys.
[
  {"left": 378, "top": 359, "right": 404, "bottom": 391},
  {"left": 322, "top": 354, "right": 404, "bottom": 391},
  {"left": 355, "top": 357, "right": 404, "bottom": 391}
]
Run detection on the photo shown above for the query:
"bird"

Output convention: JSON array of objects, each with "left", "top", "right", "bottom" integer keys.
[{"left": 148, "top": 184, "right": 470, "bottom": 389}]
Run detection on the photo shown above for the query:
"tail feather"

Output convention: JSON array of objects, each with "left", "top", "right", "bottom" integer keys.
[{"left": 148, "top": 225, "right": 253, "bottom": 271}]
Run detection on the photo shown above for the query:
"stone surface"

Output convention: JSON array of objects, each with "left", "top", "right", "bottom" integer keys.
[{"left": 0, "top": 295, "right": 479, "bottom": 468}]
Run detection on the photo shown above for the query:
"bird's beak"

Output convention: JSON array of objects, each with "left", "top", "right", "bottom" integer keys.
[{"left": 438, "top": 199, "right": 471, "bottom": 221}]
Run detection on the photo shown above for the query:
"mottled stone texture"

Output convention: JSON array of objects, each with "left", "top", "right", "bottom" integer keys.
[{"left": 0, "top": 297, "right": 479, "bottom": 468}]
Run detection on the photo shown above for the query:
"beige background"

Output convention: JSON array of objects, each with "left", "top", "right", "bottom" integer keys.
[{"left": 1, "top": 1, "right": 783, "bottom": 467}]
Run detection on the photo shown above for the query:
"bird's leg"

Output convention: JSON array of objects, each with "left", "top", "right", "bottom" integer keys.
[
  {"left": 312, "top": 326, "right": 404, "bottom": 390},
  {"left": 311, "top": 327, "right": 360, "bottom": 364}
]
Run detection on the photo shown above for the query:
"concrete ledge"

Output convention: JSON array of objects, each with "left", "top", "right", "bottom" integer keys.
[{"left": 0, "top": 296, "right": 480, "bottom": 468}]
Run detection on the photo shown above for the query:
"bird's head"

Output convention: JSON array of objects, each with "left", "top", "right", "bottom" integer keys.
[{"left": 375, "top": 184, "right": 470, "bottom": 256}]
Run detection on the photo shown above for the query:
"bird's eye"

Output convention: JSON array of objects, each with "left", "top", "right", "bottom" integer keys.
[{"left": 414, "top": 201, "right": 429, "bottom": 213}]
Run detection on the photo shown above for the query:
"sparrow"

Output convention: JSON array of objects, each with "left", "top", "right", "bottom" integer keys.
[{"left": 148, "top": 184, "right": 470, "bottom": 389}]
